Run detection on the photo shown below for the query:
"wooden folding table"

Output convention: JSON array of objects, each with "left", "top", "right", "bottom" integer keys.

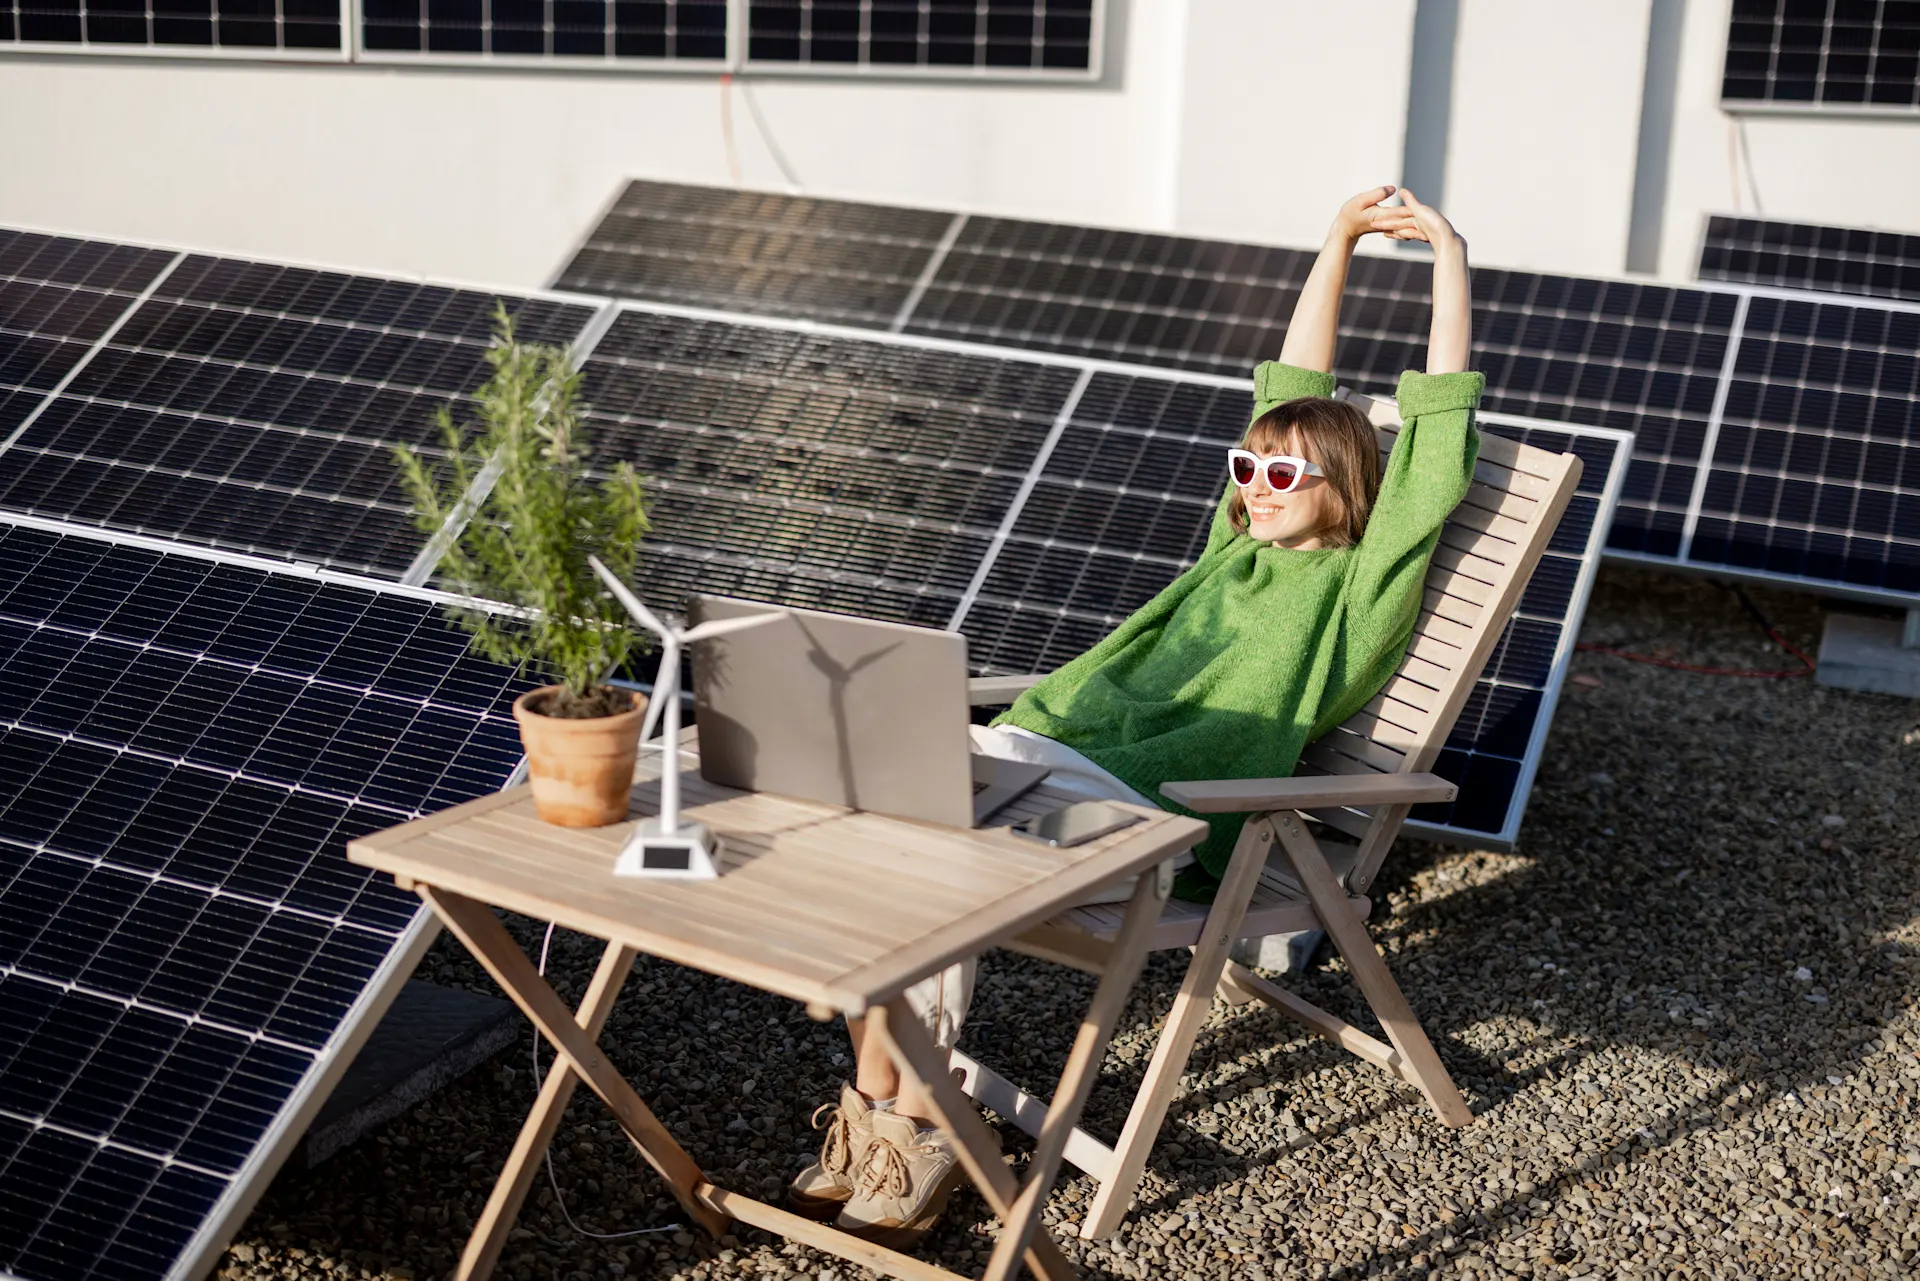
[{"left": 347, "top": 769, "right": 1206, "bottom": 1281}]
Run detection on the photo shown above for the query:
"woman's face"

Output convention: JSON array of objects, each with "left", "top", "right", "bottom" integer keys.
[{"left": 1244, "top": 434, "right": 1334, "bottom": 549}]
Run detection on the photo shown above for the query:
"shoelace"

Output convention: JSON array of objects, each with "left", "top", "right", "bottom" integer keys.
[
  {"left": 810, "top": 1101, "right": 856, "bottom": 1177},
  {"left": 854, "top": 1129, "right": 941, "bottom": 1201}
]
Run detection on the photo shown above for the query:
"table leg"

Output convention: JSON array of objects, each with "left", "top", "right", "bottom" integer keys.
[
  {"left": 419, "top": 886, "right": 729, "bottom": 1240},
  {"left": 457, "top": 940, "right": 638, "bottom": 1281},
  {"left": 870, "top": 864, "right": 1168, "bottom": 1281},
  {"left": 978, "top": 864, "right": 1167, "bottom": 1281},
  {"left": 870, "top": 1005, "right": 1076, "bottom": 1281}
]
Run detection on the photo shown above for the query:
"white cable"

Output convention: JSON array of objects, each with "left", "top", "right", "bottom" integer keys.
[
  {"left": 736, "top": 77, "right": 803, "bottom": 193},
  {"left": 530, "top": 921, "right": 683, "bottom": 1241}
]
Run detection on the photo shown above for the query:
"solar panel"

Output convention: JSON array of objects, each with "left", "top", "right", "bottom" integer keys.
[
  {"left": 1688, "top": 293, "right": 1920, "bottom": 593},
  {"left": 0, "top": 248, "right": 599, "bottom": 579},
  {"left": 577, "top": 306, "right": 1086, "bottom": 628},
  {"left": 0, "top": 0, "right": 343, "bottom": 52},
  {"left": 1722, "top": 0, "right": 1920, "bottom": 109},
  {"left": 0, "top": 517, "right": 531, "bottom": 1281},
  {"left": 1699, "top": 213, "right": 1920, "bottom": 303},
  {"left": 555, "top": 180, "right": 965, "bottom": 329},
  {"left": 559, "top": 181, "right": 1920, "bottom": 606},
  {"left": 744, "top": 0, "right": 1099, "bottom": 74},
  {"left": 359, "top": 0, "right": 725, "bottom": 60}
]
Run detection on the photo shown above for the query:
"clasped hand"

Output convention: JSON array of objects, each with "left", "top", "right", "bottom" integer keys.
[{"left": 1331, "top": 185, "right": 1464, "bottom": 254}]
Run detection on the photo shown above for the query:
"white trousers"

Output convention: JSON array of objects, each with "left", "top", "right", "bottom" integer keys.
[{"left": 901, "top": 725, "right": 1192, "bottom": 1048}]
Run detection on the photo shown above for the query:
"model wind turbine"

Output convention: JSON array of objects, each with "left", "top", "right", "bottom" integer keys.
[{"left": 588, "top": 556, "right": 788, "bottom": 879}]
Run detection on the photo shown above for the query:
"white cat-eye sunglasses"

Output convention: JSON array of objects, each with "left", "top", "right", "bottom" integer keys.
[{"left": 1226, "top": 448, "right": 1323, "bottom": 493}]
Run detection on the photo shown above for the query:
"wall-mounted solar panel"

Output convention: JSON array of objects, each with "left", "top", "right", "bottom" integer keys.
[
  {"left": 359, "top": 0, "right": 725, "bottom": 61},
  {"left": 0, "top": 239, "right": 598, "bottom": 580},
  {"left": 1722, "top": 0, "right": 1920, "bottom": 109},
  {"left": 0, "top": 0, "right": 344, "bottom": 54},
  {"left": 559, "top": 180, "right": 1920, "bottom": 605},
  {"left": 0, "top": 519, "right": 531, "bottom": 1281},
  {"left": 745, "top": 0, "right": 1099, "bottom": 75},
  {"left": 1699, "top": 213, "right": 1920, "bottom": 303}
]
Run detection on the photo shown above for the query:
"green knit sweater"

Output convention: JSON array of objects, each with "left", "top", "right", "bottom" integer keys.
[{"left": 994, "top": 361, "right": 1484, "bottom": 900}]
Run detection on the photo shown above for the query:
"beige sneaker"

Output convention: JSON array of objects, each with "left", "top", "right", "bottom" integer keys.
[
  {"left": 834, "top": 1110, "right": 970, "bottom": 1250},
  {"left": 788, "top": 1084, "right": 875, "bottom": 1220}
]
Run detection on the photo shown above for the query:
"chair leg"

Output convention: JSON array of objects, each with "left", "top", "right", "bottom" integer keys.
[
  {"left": 1268, "top": 812, "right": 1473, "bottom": 1128},
  {"left": 1079, "top": 817, "right": 1275, "bottom": 1240}
]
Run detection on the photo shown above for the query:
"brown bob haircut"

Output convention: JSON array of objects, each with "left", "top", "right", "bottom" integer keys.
[{"left": 1227, "top": 395, "right": 1383, "bottom": 547}]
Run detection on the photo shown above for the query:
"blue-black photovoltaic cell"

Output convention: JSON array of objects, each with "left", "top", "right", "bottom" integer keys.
[
  {"left": 0, "top": 246, "right": 597, "bottom": 578},
  {"left": 0, "top": 522, "right": 531, "bottom": 1281},
  {"left": 0, "top": 229, "right": 174, "bottom": 438},
  {"left": 578, "top": 308, "right": 1083, "bottom": 627},
  {"left": 1699, "top": 214, "right": 1920, "bottom": 304}
]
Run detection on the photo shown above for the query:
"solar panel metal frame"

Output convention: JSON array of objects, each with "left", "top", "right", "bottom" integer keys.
[
  {"left": 0, "top": 0, "right": 349, "bottom": 58},
  {"left": 739, "top": 0, "right": 1104, "bottom": 80},
  {"left": 557, "top": 180, "right": 1920, "bottom": 609},
  {"left": 581, "top": 294, "right": 1635, "bottom": 850},
  {"left": 348, "top": 0, "right": 1104, "bottom": 76},
  {"left": 1720, "top": 0, "right": 1920, "bottom": 114}
]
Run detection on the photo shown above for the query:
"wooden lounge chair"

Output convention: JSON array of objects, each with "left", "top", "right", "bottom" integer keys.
[{"left": 955, "top": 390, "right": 1585, "bottom": 1240}]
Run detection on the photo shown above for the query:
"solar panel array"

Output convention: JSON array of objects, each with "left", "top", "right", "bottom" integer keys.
[
  {"left": 1722, "top": 0, "right": 1920, "bottom": 109},
  {"left": 0, "top": 0, "right": 342, "bottom": 50},
  {"left": 1699, "top": 213, "right": 1920, "bottom": 303},
  {"left": 745, "top": 0, "right": 1097, "bottom": 72},
  {"left": 0, "top": 252, "right": 595, "bottom": 579},
  {"left": 0, "top": 218, "right": 1622, "bottom": 1278},
  {"left": 557, "top": 179, "right": 1920, "bottom": 602},
  {"left": 0, "top": 523, "right": 531, "bottom": 1281},
  {"left": 360, "top": 0, "right": 726, "bottom": 58}
]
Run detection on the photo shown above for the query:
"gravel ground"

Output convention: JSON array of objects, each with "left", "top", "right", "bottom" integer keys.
[{"left": 222, "top": 565, "right": 1920, "bottom": 1280}]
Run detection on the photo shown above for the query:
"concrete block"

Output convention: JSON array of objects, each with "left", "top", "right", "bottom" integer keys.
[
  {"left": 1229, "top": 928, "right": 1324, "bottom": 976},
  {"left": 301, "top": 980, "right": 518, "bottom": 1166},
  {"left": 1815, "top": 612, "right": 1920, "bottom": 699}
]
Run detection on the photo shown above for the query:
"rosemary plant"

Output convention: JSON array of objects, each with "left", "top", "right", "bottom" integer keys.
[{"left": 393, "top": 306, "right": 650, "bottom": 718}]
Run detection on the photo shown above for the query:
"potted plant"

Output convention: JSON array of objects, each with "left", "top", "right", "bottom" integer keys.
[{"left": 393, "top": 306, "right": 652, "bottom": 827}]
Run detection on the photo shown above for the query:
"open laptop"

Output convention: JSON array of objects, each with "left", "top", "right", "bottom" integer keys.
[{"left": 685, "top": 595, "right": 1050, "bottom": 828}]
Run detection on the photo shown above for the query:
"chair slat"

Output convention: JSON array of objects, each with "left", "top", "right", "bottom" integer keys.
[
  {"left": 1302, "top": 732, "right": 1404, "bottom": 777},
  {"left": 1423, "top": 584, "right": 1485, "bottom": 627},
  {"left": 1430, "top": 541, "right": 1504, "bottom": 588},
  {"left": 1446, "top": 499, "right": 1534, "bottom": 545},
  {"left": 1412, "top": 606, "right": 1476, "bottom": 651},
  {"left": 1438, "top": 522, "right": 1523, "bottom": 567},
  {"left": 1426, "top": 561, "right": 1497, "bottom": 606},
  {"left": 1460, "top": 479, "right": 1545, "bottom": 524}
]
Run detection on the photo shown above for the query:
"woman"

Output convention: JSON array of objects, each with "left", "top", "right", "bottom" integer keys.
[{"left": 794, "top": 186, "right": 1483, "bottom": 1248}]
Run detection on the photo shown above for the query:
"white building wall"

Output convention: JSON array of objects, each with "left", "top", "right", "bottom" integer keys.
[
  {"left": 0, "top": 1, "right": 1190, "bottom": 290},
  {"left": 1172, "top": 0, "right": 1417, "bottom": 252},
  {"left": 1439, "top": 0, "right": 1654, "bottom": 278},
  {"left": 0, "top": 0, "right": 1916, "bottom": 288}
]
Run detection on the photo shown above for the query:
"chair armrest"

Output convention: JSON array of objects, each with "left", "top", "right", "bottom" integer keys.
[
  {"left": 967, "top": 673, "right": 1044, "bottom": 705},
  {"left": 1160, "top": 772, "right": 1457, "bottom": 814}
]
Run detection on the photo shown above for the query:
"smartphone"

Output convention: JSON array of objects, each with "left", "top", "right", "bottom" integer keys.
[{"left": 1010, "top": 801, "right": 1142, "bottom": 848}]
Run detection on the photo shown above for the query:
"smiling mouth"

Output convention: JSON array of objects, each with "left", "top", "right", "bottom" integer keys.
[{"left": 1248, "top": 503, "right": 1284, "bottom": 520}]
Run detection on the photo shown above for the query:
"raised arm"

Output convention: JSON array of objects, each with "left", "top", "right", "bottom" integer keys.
[
  {"left": 1276, "top": 186, "right": 1420, "bottom": 374},
  {"left": 1397, "top": 188, "right": 1471, "bottom": 374}
]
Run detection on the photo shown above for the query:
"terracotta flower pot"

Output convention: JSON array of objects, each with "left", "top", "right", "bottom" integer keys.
[{"left": 511, "top": 686, "right": 648, "bottom": 827}]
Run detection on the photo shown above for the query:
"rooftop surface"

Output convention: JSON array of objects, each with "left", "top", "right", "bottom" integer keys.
[{"left": 221, "top": 564, "right": 1919, "bottom": 1281}]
